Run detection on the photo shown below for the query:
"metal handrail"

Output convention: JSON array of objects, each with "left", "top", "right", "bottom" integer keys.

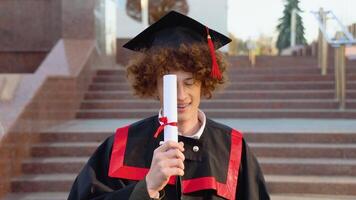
[
  {"left": 311, "top": 8, "right": 355, "bottom": 109},
  {"left": 311, "top": 10, "right": 356, "bottom": 47}
]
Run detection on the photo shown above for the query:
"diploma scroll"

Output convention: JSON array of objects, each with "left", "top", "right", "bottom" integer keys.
[{"left": 163, "top": 75, "right": 178, "bottom": 142}]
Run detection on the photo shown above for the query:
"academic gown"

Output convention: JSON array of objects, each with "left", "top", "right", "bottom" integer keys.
[{"left": 67, "top": 116, "right": 270, "bottom": 200}]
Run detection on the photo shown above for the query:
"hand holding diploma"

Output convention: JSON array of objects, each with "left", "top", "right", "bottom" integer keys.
[
  {"left": 146, "top": 74, "right": 185, "bottom": 198},
  {"left": 153, "top": 75, "right": 178, "bottom": 140}
]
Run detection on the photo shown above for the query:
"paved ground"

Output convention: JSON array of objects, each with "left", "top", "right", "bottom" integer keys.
[{"left": 45, "top": 118, "right": 356, "bottom": 133}]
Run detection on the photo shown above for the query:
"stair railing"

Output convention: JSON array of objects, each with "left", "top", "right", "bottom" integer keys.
[
  {"left": 246, "top": 39, "right": 256, "bottom": 67},
  {"left": 0, "top": 121, "right": 4, "bottom": 139},
  {"left": 311, "top": 8, "right": 356, "bottom": 109}
]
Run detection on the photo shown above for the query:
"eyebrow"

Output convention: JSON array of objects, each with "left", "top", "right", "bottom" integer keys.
[{"left": 184, "top": 77, "right": 194, "bottom": 81}]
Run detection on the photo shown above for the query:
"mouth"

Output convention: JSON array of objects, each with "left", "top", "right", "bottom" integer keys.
[{"left": 177, "top": 103, "right": 190, "bottom": 112}]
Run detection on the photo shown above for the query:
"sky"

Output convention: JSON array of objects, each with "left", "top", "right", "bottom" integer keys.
[{"left": 228, "top": 0, "right": 355, "bottom": 43}]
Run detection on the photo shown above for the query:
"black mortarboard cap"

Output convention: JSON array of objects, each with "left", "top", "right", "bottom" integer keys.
[
  {"left": 123, "top": 11, "right": 231, "bottom": 51},
  {"left": 123, "top": 10, "right": 231, "bottom": 79}
]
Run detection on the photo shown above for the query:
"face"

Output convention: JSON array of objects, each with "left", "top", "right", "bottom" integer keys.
[{"left": 156, "top": 70, "right": 202, "bottom": 124}]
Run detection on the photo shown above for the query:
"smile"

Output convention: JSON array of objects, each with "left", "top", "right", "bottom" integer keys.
[{"left": 177, "top": 103, "right": 190, "bottom": 110}]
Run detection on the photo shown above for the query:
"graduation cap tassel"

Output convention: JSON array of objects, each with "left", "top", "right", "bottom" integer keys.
[{"left": 206, "top": 27, "right": 222, "bottom": 80}]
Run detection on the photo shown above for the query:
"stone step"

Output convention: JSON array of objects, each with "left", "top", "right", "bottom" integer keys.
[
  {"left": 38, "top": 90, "right": 352, "bottom": 100},
  {"left": 30, "top": 142, "right": 99, "bottom": 157},
  {"left": 233, "top": 74, "right": 356, "bottom": 82},
  {"left": 251, "top": 143, "right": 356, "bottom": 158},
  {"left": 2, "top": 192, "right": 68, "bottom": 200},
  {"left": 229, "top": 67, "right": 356, "bottom": 74},
  {"left": 76, "top": 109, "right": 356, "bottom": 119},
  {"left": 265, "top": 175, "right": 356, "bottom": 195},
  {"left": 36, "top": 131, "right": 356, "bottom": 144},
  {"left": 228, "top": 56, "right": 318, "bottom": 68},
  {"left": 7, "top": 192, "right": 356, "bottom": 200},
  {"left": 21, "top": 110, "right": 75, "bottom": 120},
  {"left": 96, "top": 66, "right": 356, "bottom": 76},
  {"left": 80, "top": 99, "right": 342, "bottom": 110},
  {"left": 93, "top": 74, "right": 356, "bottom": 83},
  {"left": 29, "top": 141, "right": 356, "bottom": 158},
  {"left": 21, "top": 156, "right": 356, "bottom": 176},
  {"left": 9, "top": 192, "right": 340, "bottom": 200},
  {"left": 88, "top": 82, "right": 356, "bottom": 91},
  {"left": 97, "top": 68, "right": 322, "bottom": 76},
  {"left": 27, "top": 101, "right": 83, "bottom": 110},
  {"left": 9, "top": 167, "right": 332, "bottom": 196},
  {"left": 260, "top": 157, "right": 356, "bottom": 176},
  {"left": 11, "top": 173, "right": 356, "bottom": 195},
  {"left": 271, "top": 194, "right": 356, "bottom": 200},
  {"left": 347, "top": 101, "right": 356, "bottom": 109},
  {"left": 93, "top": 74, "right": 356, "bottom": 82},
  {"left": 36, "top": 132, "right": 111, "bottom": 143},
  {"left": 96, "top": 69, "right": 126, "bottom": 76},
  {"left": 11, "top": 174, "right": 75, "bottom": 192},
  {"left": 205, "top": 109, "right": 356, "bottom": 118},
  {"left": 29, "top": 92, "right": 83, "bottom": 101},
  {"left": 244, "top": 132, "right": 356, "bottom": 144},
  {"left": 83, "top": 90, "right": 356, "bottom": 100},
  {"left": 87, "top": 82, "right": 330, "bottom": 91},
  {"left": 4, "top": 192, "right": 356, "bottom": 200},
  {"left": 84, "top": 90, "right": 334, "bottom": 100},
  {"left": 22, "top": 157, "right": 87, "bottom": 174}
]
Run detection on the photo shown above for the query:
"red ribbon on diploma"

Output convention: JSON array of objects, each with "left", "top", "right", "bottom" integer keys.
[{"left": 154, "top": 117, "right": 177, "bottom": 138}]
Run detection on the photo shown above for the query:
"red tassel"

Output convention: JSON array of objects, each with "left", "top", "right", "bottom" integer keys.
[{"left": 206, "top": 27, "right": 221, "bottom": 80}]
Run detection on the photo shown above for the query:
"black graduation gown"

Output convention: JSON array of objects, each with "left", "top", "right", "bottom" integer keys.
[{"left": 67, "top": 116, "right": 270, "bottom": 200}]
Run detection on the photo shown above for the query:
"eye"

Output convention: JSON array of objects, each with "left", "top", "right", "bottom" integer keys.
[{"left": 184, "top": 78, "right": 195, "bottom": 86}]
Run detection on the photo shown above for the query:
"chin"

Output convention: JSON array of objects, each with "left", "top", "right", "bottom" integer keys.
[
  {"left": 177, "top": 114, "right": 190, "bottom": 122},
  {"left": 177, "top": 116, "right": 186, "bottom": 123},
  {"left": 178, "top": 112, "right": 197, "bottom": 122}
]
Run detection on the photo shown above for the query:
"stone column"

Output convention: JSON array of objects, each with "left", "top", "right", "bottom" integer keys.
[
  {"left": 318, "top": 8, "right": 328, "bottom": 75},
  {"left": 61, "top": 0, "right": 117, "bottom": 68}
]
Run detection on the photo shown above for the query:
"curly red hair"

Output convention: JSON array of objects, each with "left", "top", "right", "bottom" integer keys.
[{"left": 126, "top": 44, "right": 228, "bottom": 99}]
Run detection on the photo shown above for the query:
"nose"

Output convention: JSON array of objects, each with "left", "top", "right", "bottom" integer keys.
[{"left": 177, "top": 82, "right": 187, "bottom": 101}]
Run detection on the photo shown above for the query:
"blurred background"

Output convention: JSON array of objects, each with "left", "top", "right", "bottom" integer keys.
[{"left": 1, "top": 0, "right": 356, "bottom": 199}]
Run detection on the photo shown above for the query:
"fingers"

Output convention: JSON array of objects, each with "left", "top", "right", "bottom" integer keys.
[
  {"left": 158, "top": 158, "right": 185, "bottom": 170},
  {"left": 146, "top": 141, "right": 185, "bottom": 193},
  {"left": 165, "top": 148, "right": 185, "bottom": 160},
  {"left": 153, "top": 143, "right": 185, "bottom": 161},
  {"left": 152, "top": 141, "right": 185, "bottom": 177},
  {"left": 162, "top": 167, "right": 184, "bottom": 177},
  {"left": 157, "top": 141, "right": 184, "bottom": 152}
]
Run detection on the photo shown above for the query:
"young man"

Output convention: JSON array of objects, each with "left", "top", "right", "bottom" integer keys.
[{"left": 68, "top": 11, "right": 270, "bottom": 200}]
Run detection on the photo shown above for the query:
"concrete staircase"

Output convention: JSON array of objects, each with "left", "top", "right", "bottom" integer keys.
[
  {"left": 77, "top": 65, "right": 356, "bottom": 119},
  {"left": 245, "top": 132, "right": 356, "bottom": 198},
  {"left": 3, "top": 130, "right": 356, "bottom": 199},
  {"left": 3, "top": 58, "right": 356, "bottom": 199}
]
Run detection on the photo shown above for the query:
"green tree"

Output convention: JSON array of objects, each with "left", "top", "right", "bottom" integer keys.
[{"left": 276, "top": 0, "right": 307, "bottom": 54}]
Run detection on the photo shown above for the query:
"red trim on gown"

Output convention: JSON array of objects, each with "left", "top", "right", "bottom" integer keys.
[{"left": 108, "top": 125, "right": 242, "bottom": 199}]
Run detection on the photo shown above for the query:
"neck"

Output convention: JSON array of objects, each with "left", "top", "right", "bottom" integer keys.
[{"left": 178, "top": 116, "right": 200, "bottom": 136}]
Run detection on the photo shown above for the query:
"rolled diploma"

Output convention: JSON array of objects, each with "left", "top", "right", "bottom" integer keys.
[{"left": 163, "top": 75, "right": 178, "bottom": 142}]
